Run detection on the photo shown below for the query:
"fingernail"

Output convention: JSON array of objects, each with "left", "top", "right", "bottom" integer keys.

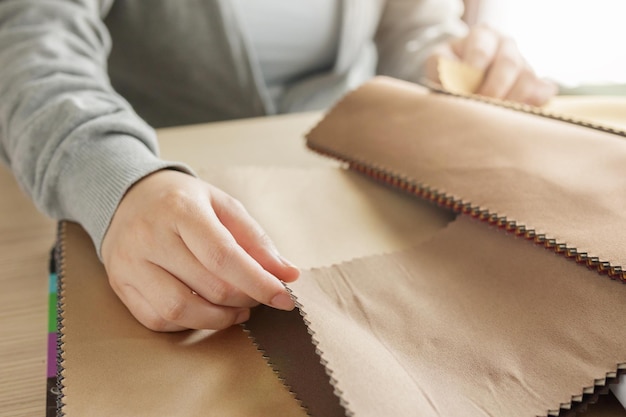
[
  {"left": 235, "top": 309, "right": 250, "bottom": 324},
  {"left": 270, "top": 292, "right": 295, "bottom": 311},
  {"left": 278, "top": 254, "right": 299, "bottom": 270}
]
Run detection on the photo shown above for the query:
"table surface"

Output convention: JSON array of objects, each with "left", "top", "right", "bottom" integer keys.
[{"left": 1, "top": 97, "right": 626, "bottom": 417}]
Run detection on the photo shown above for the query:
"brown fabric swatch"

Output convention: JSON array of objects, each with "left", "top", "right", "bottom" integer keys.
[
  {"left": 199, "top": 166, "right": 626, "bottom": 416},
  {"left": 245, "top": 305, "right": 346, "bottom": 417},
  {"left": 306, "top": 77, "right": 626, "bottom": 273},
  {"left": 57, "top": 221, "right": 306, "bottom": 417}
]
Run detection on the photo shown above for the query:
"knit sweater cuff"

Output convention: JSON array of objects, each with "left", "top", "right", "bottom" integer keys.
[{"left": 56, "top": 134, "right": 193, "bottom": 258}]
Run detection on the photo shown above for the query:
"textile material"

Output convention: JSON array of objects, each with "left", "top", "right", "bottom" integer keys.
[
  {"left": 295, "top": 76, "right": 626, "bottom": 415},
  {"left": 57, "top": 166, "right": 453, "bottom": 416},
  {"left": 199, "top": 166, "right": 453, "bottom": 269},
  {"left": 56, "top": 77, "right": 626, "bottom": 415},
  {"left": 288, "top": 216, "right": 626, "bottom": 416},
  {"left": 57, "top": 221, "right": 306, "bottom": 417},
  {"left": 306, "top": 77, "right": 626, "bottom": 274},
  {"left": 57, "top": 158, "right": 626, "bottom": 415}
]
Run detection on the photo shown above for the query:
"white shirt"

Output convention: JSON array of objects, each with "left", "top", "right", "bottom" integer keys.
[{"left": 232, "top": 0, "right": 342, "bottom": 109}]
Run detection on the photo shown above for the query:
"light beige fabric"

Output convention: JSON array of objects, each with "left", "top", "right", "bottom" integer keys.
[
  {"left": 290, "top": 216, "right": 626, "bottom": 416},
  {"left": 438, "top": 56, "right": 484, "bottom": 94},
  {"left": 199, "top": 166, "right": 453, "bottom": 269}
]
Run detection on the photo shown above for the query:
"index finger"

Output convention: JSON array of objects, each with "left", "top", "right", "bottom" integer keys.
[{"left": 177, "top": 199, "right": 295, "bottom": 312}]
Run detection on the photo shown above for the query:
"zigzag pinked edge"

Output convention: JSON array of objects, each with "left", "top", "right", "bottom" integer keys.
[
  {"left": 242, "top": 289, "right": 353, "bottom": 417},
  {"left": 550, "top": 364, "right": 626, "bottom": 417},
  {"left": 306, "top": 141, "right": 626, "bottom": 416},
  {"left": 240, "top": 322, "right": 310, "bottom": 415},
  {"left": 424, "top": 81, "right": 626, "bottom": 139},
  {"left": 54, "top": 221, "right": 68, "bottom": 417},
  {"left": 306, "top": 141, "right": 626, "bottom": 284},
  {"left": 284, "top": 285, "right": 354, "bottom": 417}
]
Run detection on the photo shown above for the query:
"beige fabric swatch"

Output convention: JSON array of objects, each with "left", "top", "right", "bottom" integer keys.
[
  {"left": 546, "top": 96, "right": 626, "bottom": 131},
  {"left": 438, "top": 56, "right": 484, "bottom": 95},
  {"left": 438, "top": 55, "right": 626, "bottom": 132},
  {"left": 290, "top": 216, "right": 626, "bottom": 417},
  {"left": 58, "top": 166, "right": 453, "bottom": 416},
  {"left": 199, "top": 166, "right": 626, "bottom": 416},
  {"left": 199, "top": 166, "right": 453, "bottom": 268}
]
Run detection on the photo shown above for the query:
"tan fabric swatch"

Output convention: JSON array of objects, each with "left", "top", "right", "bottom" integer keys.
[
  {"left": 546, "top": 96, "right": 626, "bottom": 131},
  {"left": 438, "top": 56, "right": 484, "bottom": 95},
  {"left": 199, "top": 166, "right": 453, "bottom": 268},
  {"left": 289, "top": 216, "right": 626, "bottom": 417},
  {"left": 58, "top": 166, "right": 453, "bottom": 416},
  {"left": 58, "top": 222, "right": 306, "bottom": 417},
  {"left": 199, "top": 166, "right": 626, "bottom": 415},
  {"left": 306, "top": 77, "right": 626, "bottom": 271},
  {"left": 57, "top": 163, "right": 626, "bottom": 416}
]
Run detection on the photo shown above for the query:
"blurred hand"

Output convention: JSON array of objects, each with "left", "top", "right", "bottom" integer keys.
[
  {"left": 101, "top": 170, "right": 299, "bottom": 332},
  {"left": 425, "top": 25, "right": 557, "bottom": 106}
]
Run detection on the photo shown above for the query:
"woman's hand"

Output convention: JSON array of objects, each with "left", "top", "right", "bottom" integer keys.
[
  {"left": 101, "top": 170, "right": 299, "bottom": 332},
  {"left": 426, "top": 25, "right": 557, "bottom": 106}
]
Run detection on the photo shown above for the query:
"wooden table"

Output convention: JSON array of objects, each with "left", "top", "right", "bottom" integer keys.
[{"left": 1, "top": 99, "right": 626, "bottom": 417}]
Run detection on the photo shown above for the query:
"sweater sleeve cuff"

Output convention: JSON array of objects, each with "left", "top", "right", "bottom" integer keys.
[{"left": 55, "top": 134, "right": 193, "bottom": 258}]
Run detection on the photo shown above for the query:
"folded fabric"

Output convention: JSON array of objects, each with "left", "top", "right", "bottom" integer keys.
[{"left": 306, "top": 77, "right": 626, "bottom": 279}]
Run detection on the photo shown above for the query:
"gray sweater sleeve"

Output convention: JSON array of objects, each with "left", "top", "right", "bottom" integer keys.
[{"left": 0, "top": 0, "right": 191, "bottom": 255}]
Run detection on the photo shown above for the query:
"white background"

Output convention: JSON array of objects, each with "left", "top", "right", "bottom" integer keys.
[{"left": 478, "top": 0, "right": 626, "bottom": 87}]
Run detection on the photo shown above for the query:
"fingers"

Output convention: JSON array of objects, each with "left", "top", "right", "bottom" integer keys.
[
  {"left": 478, "top": 37, "right": 556, "bottom": 105},
  {"left": 177, "top": 190, "right": 296, "bottom": 312},
  {"left": 150, "top": 232, "right": 259, "bottom": 308},
  {"left": 102, "top": 170, "right": 299, "bottom": 333},
  {"left": 446, "top": 25, "right": 556, "bottom": 106},
  {"left": 111, "top": 282, "right": 187, "bottom": 332},
  {"left": 453, "top": 25, "right": 500, "bottom": 72},
  {"left": 112, "top": 262, "right": 250, "bottom": 331},
  {"left": 212, "top": 189, "right": 300, "bottom": 283},
  {"left": 505, "top": 71, "right": 558, "bottom": 106},
  {"left": 477, "top": 36, "right": 523, "bottom": 99}
]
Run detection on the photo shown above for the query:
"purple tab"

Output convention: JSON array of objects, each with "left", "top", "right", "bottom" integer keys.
[{"left": 47, "top": 333, "right": 57, "bottom": 378}]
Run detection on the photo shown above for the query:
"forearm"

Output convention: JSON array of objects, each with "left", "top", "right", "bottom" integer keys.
[{"left": 0, "top": 0, "right": 189, "bottom": 254}]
